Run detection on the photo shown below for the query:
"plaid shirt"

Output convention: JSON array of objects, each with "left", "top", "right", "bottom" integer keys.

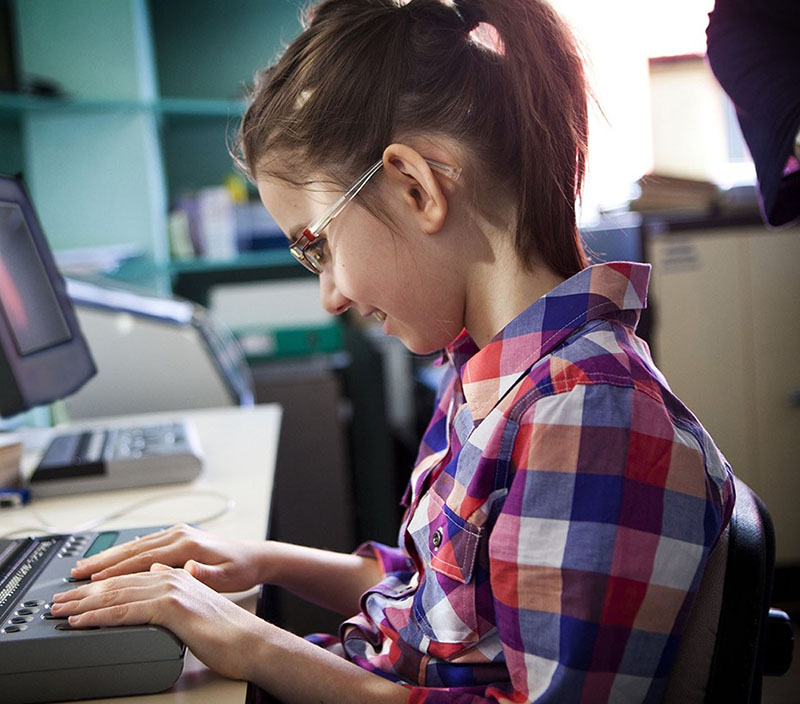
[{"left": 326, "top": 262, "right": 734, "bottom": 703}]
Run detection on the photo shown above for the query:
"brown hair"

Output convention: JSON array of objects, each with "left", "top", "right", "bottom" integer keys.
[{"left": 236, "top": 0, "right": 589, "bottom": 277}]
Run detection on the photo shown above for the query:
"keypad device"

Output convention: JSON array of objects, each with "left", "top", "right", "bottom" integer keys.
[{"left": 29, "top": 420, "right": 203, "bottom": 498}]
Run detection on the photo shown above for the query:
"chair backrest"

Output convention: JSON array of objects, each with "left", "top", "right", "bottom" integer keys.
[
  {"left": 664, "top": 476, "right": 775, "bottom": 703},
  {"left": 706, "top": 476, "right": 775, "bottom": 702}
]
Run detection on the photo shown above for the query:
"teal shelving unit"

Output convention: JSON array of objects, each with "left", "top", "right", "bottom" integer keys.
[
  {"left": 3, "top": 0, "right": 302, "bottom": 268},
  {"left": 11, "top": 0, "right": 167, "bottom": 259}
]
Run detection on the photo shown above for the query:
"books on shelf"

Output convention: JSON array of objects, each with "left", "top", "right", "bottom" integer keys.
[{"left": 630, "top": 173, "right": 720, "bottom": 214}]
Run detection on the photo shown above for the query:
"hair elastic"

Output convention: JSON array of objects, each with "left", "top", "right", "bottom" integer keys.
[{"left": 452, "top": 0, "right": 485, "bottom": 32}]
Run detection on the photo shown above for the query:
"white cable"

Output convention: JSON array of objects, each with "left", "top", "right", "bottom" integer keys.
[
  {"left": 1, "top": 489, "right": 235, "bottom": 539},
  {"left": 0, "top": 525, "right": 48, "bottom": 540}
]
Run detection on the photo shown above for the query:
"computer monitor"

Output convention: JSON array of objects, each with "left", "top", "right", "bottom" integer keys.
[{"left": 0, "top": 174, "right": 96, "bottom": 417}]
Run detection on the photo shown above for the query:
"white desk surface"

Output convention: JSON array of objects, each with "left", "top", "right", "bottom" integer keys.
[{"left": 6, "top": 403, "right": 282, "bottom": 704}]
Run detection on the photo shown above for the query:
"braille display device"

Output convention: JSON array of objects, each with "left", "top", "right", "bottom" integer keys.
[{"left": 0, "top": 526, "right": 185, "bottom": 703}]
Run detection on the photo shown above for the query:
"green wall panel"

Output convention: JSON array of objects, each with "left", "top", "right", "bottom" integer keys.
[
  {"left": 24, "top": 111, "right": 166, "bottom": 257},
  {"left": 6, "top": 0, "right": 302, "bottom": 258}
]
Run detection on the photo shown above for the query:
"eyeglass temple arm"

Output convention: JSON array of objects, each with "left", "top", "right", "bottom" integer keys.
[
  {"left": 305, "top": 157, "right": 461, "bottom": 235},
  {"left": 305, "top": 159, "right": 383, "bottom": 234},
  {"left": 425, "top": 158, "right": 462, "bottom": 181}
]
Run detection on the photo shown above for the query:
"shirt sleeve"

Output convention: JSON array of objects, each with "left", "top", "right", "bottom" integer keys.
[
  {"left": 405, "top": 382, "right": 731, "bottom": 704},
  {"left": 355, "top": 541, "right": 414, "bottom": 577}
]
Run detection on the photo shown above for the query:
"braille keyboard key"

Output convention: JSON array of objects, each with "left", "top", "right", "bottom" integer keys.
[{"left": 55, "top": 622, "right": 99, "bottom": 631}]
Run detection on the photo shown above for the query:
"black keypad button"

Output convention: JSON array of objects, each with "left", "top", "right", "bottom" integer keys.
[{"left": 55, "top": 622, "right": 99, "bottom": 631}]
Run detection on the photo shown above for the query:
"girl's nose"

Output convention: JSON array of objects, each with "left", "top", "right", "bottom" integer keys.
[{"left": 319, "top": 273, "right": 352, "bottom": 316}]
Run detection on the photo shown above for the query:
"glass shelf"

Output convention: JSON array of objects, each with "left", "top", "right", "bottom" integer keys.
[
  {"left": 158, "top": 97, "right": 246, "bottom": 117},
  {"left": 167, "top": 249, "right": 297, "bottom": 274},
  {"left": 0, "top": 92, "right": 245, "bottom": 118}
]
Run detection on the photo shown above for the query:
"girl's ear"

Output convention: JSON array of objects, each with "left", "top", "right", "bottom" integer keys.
[{"left": 382, "top": 143, "right": 448, "bottom": 234}]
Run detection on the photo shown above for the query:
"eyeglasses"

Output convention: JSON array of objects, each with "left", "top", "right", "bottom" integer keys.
[{"left": 288, "top": 157, "right": 462, "bottom": 274}]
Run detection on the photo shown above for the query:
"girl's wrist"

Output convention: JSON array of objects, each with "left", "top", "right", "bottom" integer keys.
[
  {"left": 255, "top": 540, "right": 302, "bottom": 588},
  {"left": 238, "top": 617, "right": 280, "bottom": 684},
  {"left": 254, "top": 540, "right": 282, "bottom": 586},
  {"left": 207, "top": 605, "right": 272, "bottom": 682}
]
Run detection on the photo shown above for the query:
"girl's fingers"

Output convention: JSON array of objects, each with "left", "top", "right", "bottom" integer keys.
[
  {"left": 51, "top": 570, "right": 206, "bottom": 635},
  {"left": 65, "top": 600, "right": 155, "bottom": 628},
  {"left": 52, "top": 590, "right": 125, "bottom": 612},
  {"left": 51, "top": 573, "right": 190, "bottom": 625},
  {"left": 72, "top": 526, "right": 195, "bottom": 579},
  {"left": 82, "top": 550, "right": 176, "bottom": 581},
  {"left": 54, "top": 571, "right": 172, "bottom": 603},
  {"left": 71, "top": 529, "right": 171, "bottom": 576}
]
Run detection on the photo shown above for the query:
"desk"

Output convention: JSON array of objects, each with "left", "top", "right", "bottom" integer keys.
[{"left": 7, "top": 404, "right": 282, "bottom": 704}]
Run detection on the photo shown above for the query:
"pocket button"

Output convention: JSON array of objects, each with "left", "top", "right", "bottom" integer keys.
[{"left": 431, "top": 527, "right": 443, "bottom": 550}]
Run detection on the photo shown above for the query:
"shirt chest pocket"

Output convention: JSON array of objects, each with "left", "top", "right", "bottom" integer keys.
[{"left": 408, "top": 489, "right": 485, "bottom": 648}]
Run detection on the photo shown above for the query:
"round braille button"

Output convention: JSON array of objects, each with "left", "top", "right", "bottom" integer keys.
[{"left": 431, "top": 527, "right": 443, "bottom": 549}]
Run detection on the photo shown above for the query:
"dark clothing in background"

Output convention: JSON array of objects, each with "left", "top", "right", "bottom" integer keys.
[{"left": 706, "top": 0, "right": 800, "bottom": 226}]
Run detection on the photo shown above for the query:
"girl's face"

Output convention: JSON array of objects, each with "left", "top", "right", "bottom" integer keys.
[{"left": 256, "top": 171, "right": 466, "bottom": 355}]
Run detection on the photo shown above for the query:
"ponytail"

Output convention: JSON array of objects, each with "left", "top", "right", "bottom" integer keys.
[{"left": 237, "top": 0, "right": 589, "bottom": 277}]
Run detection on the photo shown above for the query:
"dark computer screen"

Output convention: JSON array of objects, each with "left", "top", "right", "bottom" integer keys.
[
  {"left": 0, "top": 202, "right": 72, "bottom": 355},
  {"left": 0, "top": 175, "right": 95, "bottom": 417}
]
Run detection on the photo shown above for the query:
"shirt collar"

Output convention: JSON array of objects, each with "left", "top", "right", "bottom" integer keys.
[{"left": 444, "top": 261, "right": 651, "bottom": 422}]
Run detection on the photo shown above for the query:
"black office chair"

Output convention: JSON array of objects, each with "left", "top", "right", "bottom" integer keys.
[{"left": 665, "top": 476, "right": 794, "bottom": 703}]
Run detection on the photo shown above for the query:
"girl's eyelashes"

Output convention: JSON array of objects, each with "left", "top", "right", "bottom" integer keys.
[{"left": 306, "top": 238, "right": 329, "bottom": 269}]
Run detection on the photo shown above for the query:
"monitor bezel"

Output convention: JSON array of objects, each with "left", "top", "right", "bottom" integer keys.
[{"left": 0, "top": 174, "right": 96, "bottom": 417}]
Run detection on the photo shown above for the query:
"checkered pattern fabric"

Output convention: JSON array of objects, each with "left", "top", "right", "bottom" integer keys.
[{"left": 312, "top": 262, "right": 734, "bottom": 703}]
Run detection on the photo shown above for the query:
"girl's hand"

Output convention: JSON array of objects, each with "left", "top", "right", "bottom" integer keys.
[
  {"left": 51, "top": 564, "right": 263, "bottom": 681},
  {"left": 53, "top": 565, "right": 411, "bottom": 704},
  {"left": 70, "top": 524, "right": 266, "bottom": 593}
]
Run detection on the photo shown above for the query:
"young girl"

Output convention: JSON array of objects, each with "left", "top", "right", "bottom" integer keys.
[{"left": 52, "top": 1, "right": 735, "bottom": 702}]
